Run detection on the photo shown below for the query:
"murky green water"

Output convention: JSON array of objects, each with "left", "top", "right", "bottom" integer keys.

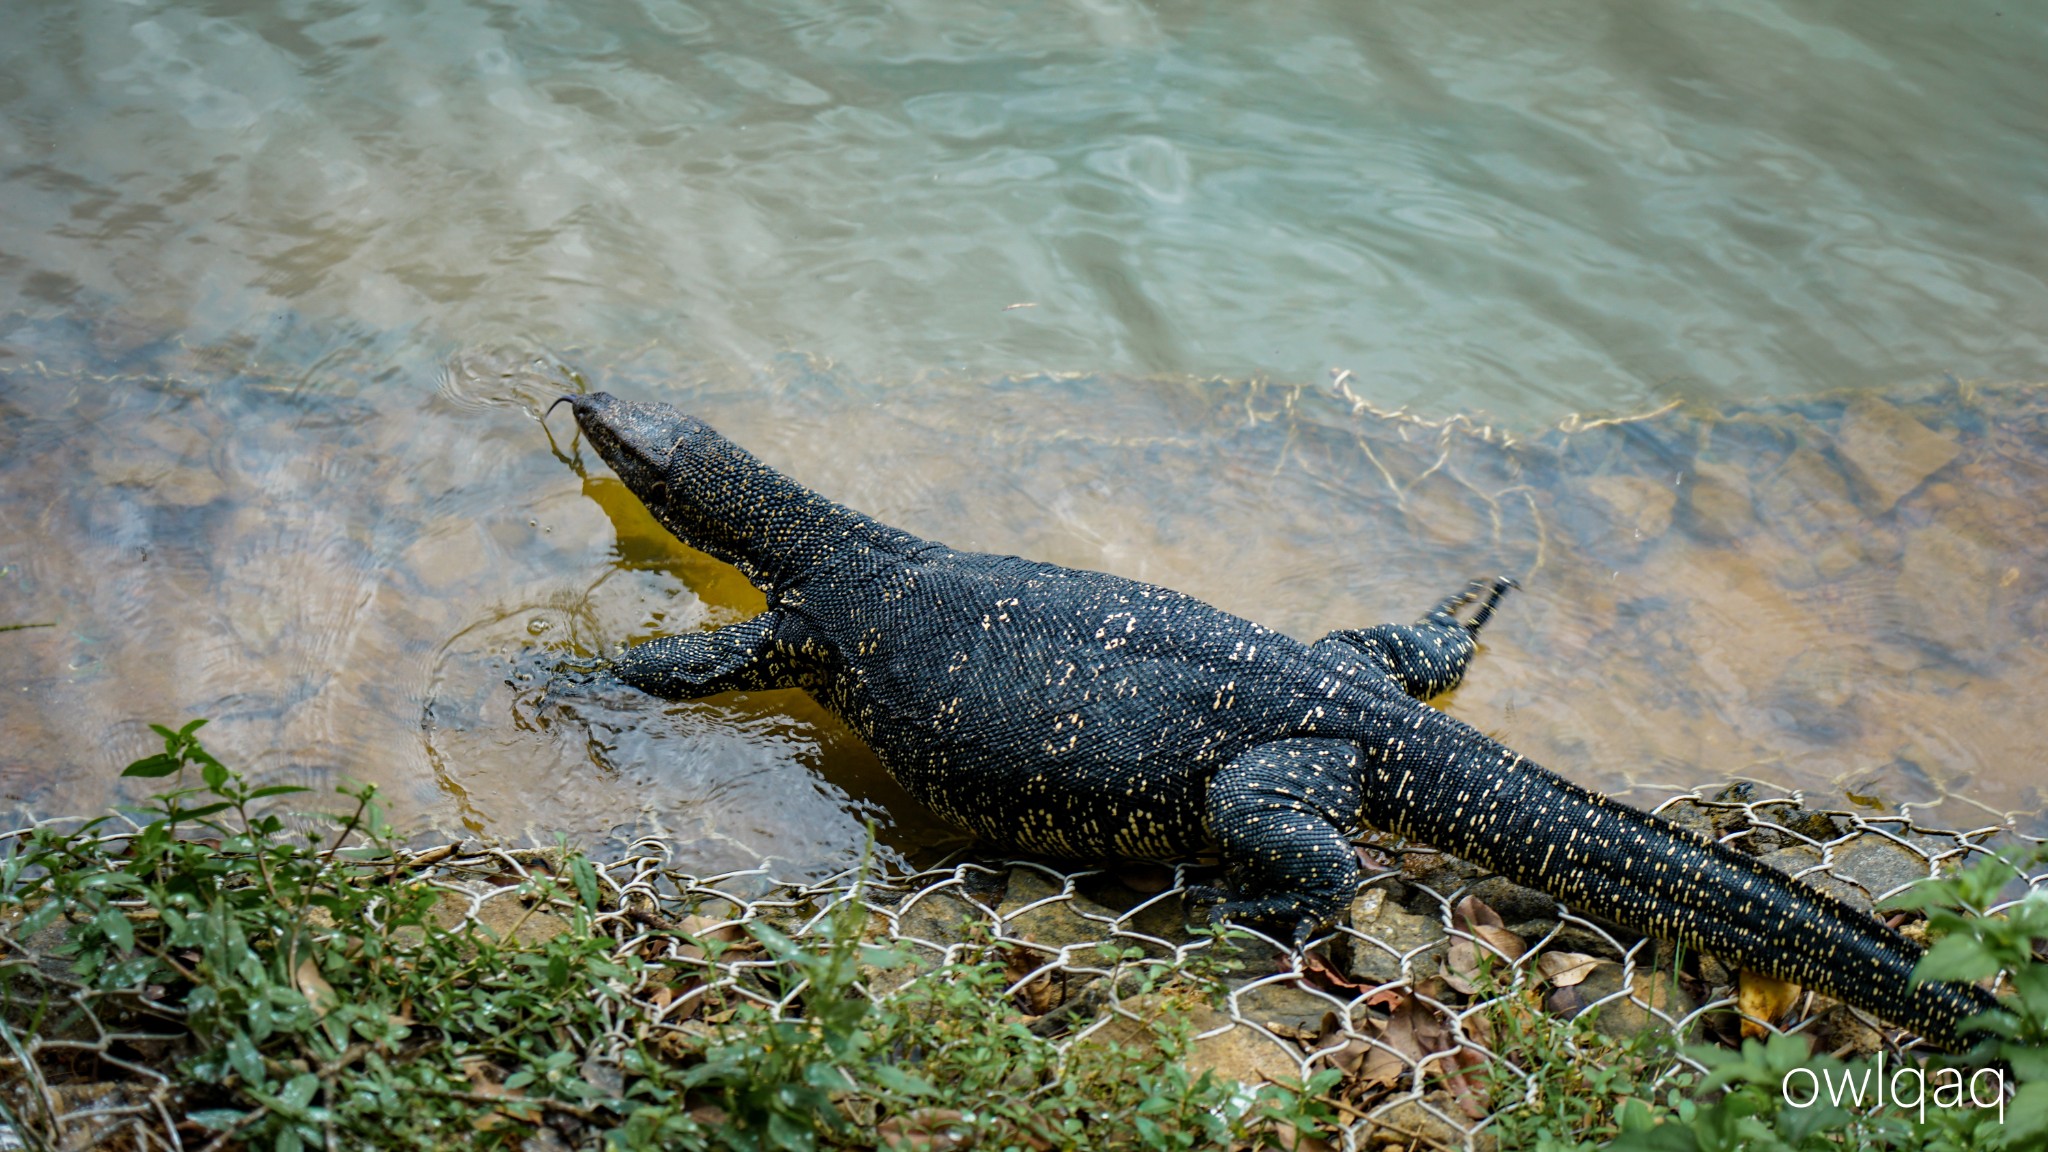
[{"left": 2, "top": 1, "right": 2045, "bottom": 868}]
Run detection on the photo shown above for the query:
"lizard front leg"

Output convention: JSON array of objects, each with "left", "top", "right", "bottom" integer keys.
[{"left": 612, "top": 609, "right": 821, "bottom": 698}]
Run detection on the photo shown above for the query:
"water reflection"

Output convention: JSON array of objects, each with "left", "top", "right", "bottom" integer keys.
[
  {"left": 0, "top": 316, "right": 2040, "bottom": 880},
  {"left": 2, "top": 0, "right": 2044, "bottom": 417}
]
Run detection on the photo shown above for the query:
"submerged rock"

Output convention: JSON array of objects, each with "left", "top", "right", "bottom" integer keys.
[
  {"left": 1686, "top": 461, "right": 1756, "bottom": 541},
  {"left": 1834, "top": 396, "right": 1960, "bottom": 515},
  {"left": 1584, "top": 475, "right": 1678, "bottom": 547},
  {"left": 1896, "top": 521, "right": 2007, "bottom": 659}
]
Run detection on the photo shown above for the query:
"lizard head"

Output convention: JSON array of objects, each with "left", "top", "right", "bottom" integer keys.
[
  {"left": 560, "top": 391, "right": 690, "bottom": 508},
  {"left": 558, "top": 391, "right": 789, "bottom": 585}
]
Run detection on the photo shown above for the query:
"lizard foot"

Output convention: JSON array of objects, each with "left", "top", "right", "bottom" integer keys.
[
  {"left": 1205, "top": 895, "right": 1324, "bottom": 951},
  {"left": 536, "top": 653, "right": 618, "bottom": 714}
]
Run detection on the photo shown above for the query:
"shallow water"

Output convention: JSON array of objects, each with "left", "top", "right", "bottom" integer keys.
[
  {"left": 1, "top": 1, "right": 2045, "bottom": 869},
  {"left": 3, "top": 321, "right": 2044, "bottom": 874}
]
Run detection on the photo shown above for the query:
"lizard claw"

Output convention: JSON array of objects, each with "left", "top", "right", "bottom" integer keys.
[
  {"left": 1204, "top": 894, "right": 1326, "bottom": 952},
  {"left": 536, "top": 653, "right": 615, "bottom": 713}
]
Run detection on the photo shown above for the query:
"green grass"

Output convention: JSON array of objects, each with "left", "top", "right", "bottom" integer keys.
[
  {"left": 0, "top": 721, "right": 2040, "bottom": 1150},
  {"left": 0, "top": 721, "right": 1332, "bottom": 1151}
]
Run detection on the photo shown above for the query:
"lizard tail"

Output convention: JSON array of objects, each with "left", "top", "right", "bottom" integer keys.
[{"left": 1354, "top": 709, "right": 1999, "bottom": 1050}]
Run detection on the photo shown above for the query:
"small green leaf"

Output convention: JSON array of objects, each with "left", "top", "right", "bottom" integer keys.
[
  {"left": 571, "top": 856, "right": 599, "bottom": 911},
  {"left": 121, "top": 754, "right": 184, "bottom": 779},
  {"left": 226, "top": 1032, "right": 266, "bottom": 1088},
  {"left": 2009, "top": 1044, "right": 2048, "bottom": 1085},
  {"left": 201, "top": 758, "right": 229, "bottom": 792},
  {"left": 2004, "top": 1081, "right": 2048, "bottom": 1147},
  {"left": 1915, "top": 934, "right": 2001, "bottom": 984},
  {"left": 277, "top": 1072, "right": 319, "bottom": 1115},
  {"left": 247, "top": 785, "right": 313, "bottom": 799},
  {"left": 766, "top": 1109, "right": 812, "bottom": 1150},
  {"left": 869, "top": 1064, "right": 935, "bottom": 1098},
  {"left": 187, "top": 1109, "right": 247, "bottom": 1131},
  {"left": 18, "top": 900, "right": 61, "bottom": 939},
  {"left": 93, "top": 906, "right": 135, "bottom": 953}
]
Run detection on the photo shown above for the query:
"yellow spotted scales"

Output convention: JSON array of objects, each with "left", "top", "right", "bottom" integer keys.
[{"left": 561, "top": 392, "right": 1996, "bottom": 1050}]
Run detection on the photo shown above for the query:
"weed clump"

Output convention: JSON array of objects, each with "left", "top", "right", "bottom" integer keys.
[{"left": 0, "top": 722, "right": 1331, "bottom": 1150}]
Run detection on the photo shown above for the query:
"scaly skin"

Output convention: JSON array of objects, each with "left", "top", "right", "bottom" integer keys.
[{"left": 560, "top": 392, "right": 1998, "bottom": 1049}]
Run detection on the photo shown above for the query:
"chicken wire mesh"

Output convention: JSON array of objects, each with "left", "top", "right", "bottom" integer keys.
[{"left": 3, "top": 783, "right": 2039, "bottom": 1152}]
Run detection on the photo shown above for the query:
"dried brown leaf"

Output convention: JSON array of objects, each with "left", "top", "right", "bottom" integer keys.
[
  {"left": 293, "top": 954, "right": 338, "bottom": 1019},
  {"left": 1442, "top": 1046, "right": 1492, "bottom": 1119},
  {"left": 1445, "top": 896, "right": 1523, "bottom": 993},
  {"left": 1298, "top": 949, "right": 1377, "bottom": 997},
  {"left": 1452, "top": 895, "right": 1505, "bottom": 933},
  {"left": 1474, "top": 925, "right": 1527, "bottom": 962},
  {"left": 1739, "top": 969, "right": 1801, "bottom": 1039},
  {"left": 1355, "top": 995, "right": 1430, "bottom": 1090},
  {"left": 1536, "top": 952, "right": 1603, "bottom": 988}
]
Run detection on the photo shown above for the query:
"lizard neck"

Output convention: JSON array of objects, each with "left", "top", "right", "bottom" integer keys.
[{"left": 657, "top": 429, "right": 921, "bottom": 591}]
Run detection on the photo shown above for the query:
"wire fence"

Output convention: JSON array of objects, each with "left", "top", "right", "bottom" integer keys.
[{"left": 9, "top": 781, "right": 2037, "bottom": 1151}]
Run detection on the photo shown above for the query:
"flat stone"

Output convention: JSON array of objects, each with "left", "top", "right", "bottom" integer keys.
[
  {"left": 1399, "top": 851, "right": 1484, "bottom": 900},
  {"left": 400, "top": 886, "right": 572, "bottom": 955},
  {"left": 1549, "top": 961, "right": 1698, "bottom": 1043},
  {"left": 1773, "top": 649, "right": 1861, "bottom": 742},
  {"left": 1776, "top": 808, "right": 1844, "bottom": 843},
  {"left": 1759, "top": 847, "right": 1870, "bottom": 914},
  {"left": 1835, "top": 397, "right": 1960, "bottom": 514},
  {"left": 1346, "top": 888, "right": 1448, "bottom": 986},
  {"left": 1829, "top": 835, "right": 1933, "bottom": 904},
  {"left": 1184, "top": 1004, "right": 1307, "bottom": 1087},
  {"left": 1507, "top": 921, "right": 1615, "bottom": 959},
  {"left": 1895, "top": 522, "right": 2001, "bottom": 657},
  {"left": 1073, "top": 871, "right": 1198, "bottom": 947},
  {"left": 1754, "top": 843, "right": 1818, "bottom": 872},
  {"left": 153, "top": 463, "right": 228, "bottom": 507},
  {"left": 1086, "top": 995, "right": 1305, "bottom": 1087},
  {"left": 1468, "top": 876, "right": 1558, "bottom": 924},
  {"left": 1235, "top": 981, "right": 1346, "bottom": 1035},
  {"left": 1686, "top": 462, "right": 1755, "bottom": 541},
  {"left": 89, "top": 445, "right": 227, "bottom": 507},
  {"left": 997, "top": 868, "right": 1123, "bottom": 950},
  {"left": 1751, "top": 443, "right": 1867, "bottom": 587},
  {"left": 1402, "top": 472, "right": 1492, "bottom": 549},
  {"left": 1584, "top": 475, "right": 1678, "bottom": 545},
  {"left": 892, "top": 888, "right": 988, "bottom": 949},
  {"left": 1765, "top": 444, "right": 1855, "bottom": 514},
  {"left": 1653, "top": 798, "right": 1718, "bottom": 840},
  {"left": 402, "top": 519, "right": 493, "bottom": 590}
]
